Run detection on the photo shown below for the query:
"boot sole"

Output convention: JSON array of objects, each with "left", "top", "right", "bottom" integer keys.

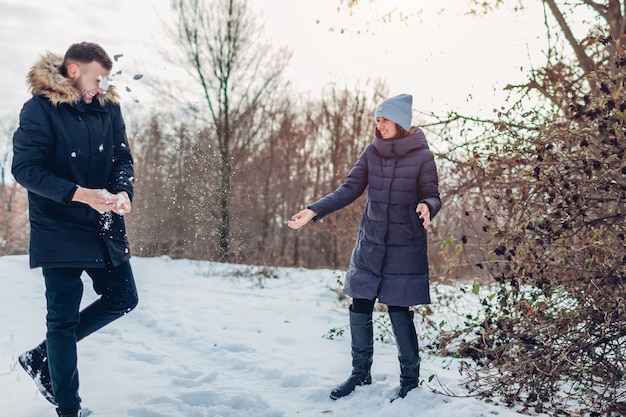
[{"left": 18, "top": 355, "right": 57, "bottom": 405}]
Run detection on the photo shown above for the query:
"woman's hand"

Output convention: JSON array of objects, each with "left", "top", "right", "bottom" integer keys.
[
  {"left": 416, "top": 203, "right": 431, "bottom": 229},
  {"left": 287, "top": 208, "right": 317, "bottom": 229}
]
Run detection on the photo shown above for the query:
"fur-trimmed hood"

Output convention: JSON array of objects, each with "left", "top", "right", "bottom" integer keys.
[{"left": 27, "top": 52, "right": 119, "bottom": 107}]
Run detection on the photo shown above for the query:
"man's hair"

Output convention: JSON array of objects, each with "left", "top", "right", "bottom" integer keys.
[{"left": 63, "top": 42, "right": 113, "bottom": 72}]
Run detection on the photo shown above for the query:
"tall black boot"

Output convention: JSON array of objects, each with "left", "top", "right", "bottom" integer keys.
[
  {"left": 389, "top": 310, "right": 420, "bottom": 400},
  {"left": 330, "top": 308, "right": 374, "bottom": 400}
]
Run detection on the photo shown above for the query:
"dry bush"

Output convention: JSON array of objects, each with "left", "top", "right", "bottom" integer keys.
[{"left": 437, "top": 43, "right": 626, "bottom": 415}]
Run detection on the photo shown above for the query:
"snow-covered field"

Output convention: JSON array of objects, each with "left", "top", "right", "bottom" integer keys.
[{"left": 0, "top": 255, "right": 544, "bottom": 417}]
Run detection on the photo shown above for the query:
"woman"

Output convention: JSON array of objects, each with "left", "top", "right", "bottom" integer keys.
[{"left": 288, "top": 93, "right": 441, "bottom": 400}]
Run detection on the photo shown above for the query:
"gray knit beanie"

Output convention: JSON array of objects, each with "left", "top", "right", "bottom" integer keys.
[{"left": 374, "top": 94, "right": 413, "bottom": 131}]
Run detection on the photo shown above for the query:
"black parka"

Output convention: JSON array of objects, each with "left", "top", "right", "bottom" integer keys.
[
  {"left": 12, "top": 52, "right": 134, "bottom": 269},
  {"left": 309, "top": 128, "right": 440, "bottom": 307}
]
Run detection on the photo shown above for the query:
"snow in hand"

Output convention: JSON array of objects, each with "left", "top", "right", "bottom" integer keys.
[{"left": 0, "top": 255, "right": 548, "bottom": 417}]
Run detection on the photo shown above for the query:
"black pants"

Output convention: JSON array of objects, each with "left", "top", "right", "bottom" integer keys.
[
  {"left": 43, "top": 261, "right": 139, "bottom": 414},
  {"left": 351, "top": 298, "right": 409, "bottom": 313}
]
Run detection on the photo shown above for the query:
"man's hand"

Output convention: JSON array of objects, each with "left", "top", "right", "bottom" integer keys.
[
  {"left": 73, "top": 187, "right": 130, "bottom": 215},
  {"left": 114, "top": 191, "right": 131, "bottom": 215}
]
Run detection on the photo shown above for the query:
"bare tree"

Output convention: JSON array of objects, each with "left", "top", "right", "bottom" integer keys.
[
  {"left": 227, "top": 97, "right": 314, "bottom": 265},
  {"left": 127, "top": 115, "right": 187, "bottom": 257},
  {"left": 306, "top": 84, "right": 382, "bottom": 267},
  {"left": 0, "top": 116, "right": 14, "bottom": 187},
  {"left": 170, "top": 0, "right": 291, "bottom": 261},
  {"left": 0, "top": 115, "right": 29, "bottom": 255}
]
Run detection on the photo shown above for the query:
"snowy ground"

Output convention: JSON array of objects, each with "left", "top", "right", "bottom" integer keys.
[{"left": 0, "top": 255, "right": 546, "bottom": 417}]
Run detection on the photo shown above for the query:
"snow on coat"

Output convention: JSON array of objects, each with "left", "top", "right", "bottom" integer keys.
[
  {"left": 11, "top": 52, "right": 134, "bottom": 269},
  {"left": 309, "top": 128, "right": 440, "bottom": 306}
]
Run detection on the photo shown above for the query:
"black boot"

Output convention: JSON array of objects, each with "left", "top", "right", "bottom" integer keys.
[
  {"left": 330, "top": 308, "right": 374, "bottom": 400},
  {"left": 57, "top": 408, "right": 81, "bottom": 417},
  {"left": 389, "top": 310, "right": 420, "bottom": 400},
  {"left": 18, "top": 341, "right": 56, "bottom": 405}
]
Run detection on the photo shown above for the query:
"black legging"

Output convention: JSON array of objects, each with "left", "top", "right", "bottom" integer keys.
[{"left": 351, "top": 298, "right": 409, "bottom": 314}]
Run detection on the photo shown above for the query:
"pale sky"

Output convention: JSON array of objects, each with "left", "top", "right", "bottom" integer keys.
[{"left": 0, "top": 0, "right": 549, "bottom": 122}]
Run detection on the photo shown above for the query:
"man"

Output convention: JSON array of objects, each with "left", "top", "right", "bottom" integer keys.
[{"left": 12, "top": 42, "right": 139, "bottom": 417}]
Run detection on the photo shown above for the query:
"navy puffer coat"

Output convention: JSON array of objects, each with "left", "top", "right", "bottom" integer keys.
[
  {"left": 11, "top": 52, "right": 134, "bottom": 269},
  {"left": 309, "top": 128, "right": 440, "bottom": 306}
]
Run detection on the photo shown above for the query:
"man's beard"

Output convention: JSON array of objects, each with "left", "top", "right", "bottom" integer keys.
[{"left": 72, "top": 76, "right": 91, "bottom": 103}]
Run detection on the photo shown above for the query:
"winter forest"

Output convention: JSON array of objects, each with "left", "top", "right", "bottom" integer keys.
[{"left": 0, "top": 0, "right": 625, "bottom": 415}]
